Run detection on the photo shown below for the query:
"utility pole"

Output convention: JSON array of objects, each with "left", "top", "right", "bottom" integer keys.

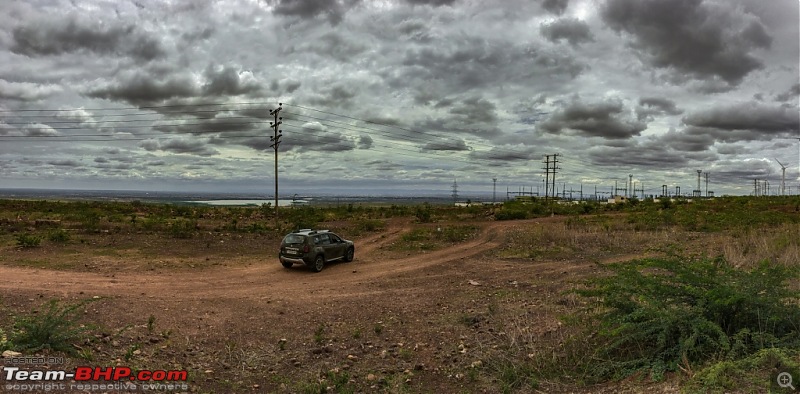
[
  {"left": 776, "top": 159, "right": 787, "bottom": 196},
  {"left": 704, "top": 172, "right": 709, "bottom": 197},
  {"left": 492, "top": 177, "right": 497, "bottom": 203},
  {"left": 675, "top": 186, "right": 681, "bottom": 197},
  {"left": 269, "top": 103, "right": 283, "bottom": 228},
  {"left": 662, "top": 184, "right": 667, "bottom": 198},
  {"left": 552, "top": 154, "right": 559, "bottom": 200},
  {"left": 543, "top": 155, "right": 550, "bottom": 201}
]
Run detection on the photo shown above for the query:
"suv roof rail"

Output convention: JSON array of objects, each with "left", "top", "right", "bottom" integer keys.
[{"left": 295, "top": 228, "right": 312, "bottom": 233}]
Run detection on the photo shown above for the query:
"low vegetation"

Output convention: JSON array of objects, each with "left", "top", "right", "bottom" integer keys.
[{"left": 0, "top": 196, "right": 798, "bottom": 392}]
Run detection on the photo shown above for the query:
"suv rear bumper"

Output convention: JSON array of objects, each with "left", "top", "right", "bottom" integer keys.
[{"left": 279, "top": 255, "right": 308, "bottom": 265}]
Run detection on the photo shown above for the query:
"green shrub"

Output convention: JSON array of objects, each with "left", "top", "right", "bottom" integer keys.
[
  {"left": 495, "top": 209, "right": 528, "bottom": 220},
  {"left": 576, "top": 257, "right": 800, "bottom": 381},
  {"left": 48, "top": 229, "right": 70, "bottom": 243},
  {"left": 11, "top": 299, "right": 95, "bottom": 354},
  {"left": 414, "top": 204, "right": 432, "bottom": 223},
  {"left": 15, "top": 233, "right": 42, "bottom": 248},
  {"left": 170, "top": 219, "right": 196, "bottom": 239}
]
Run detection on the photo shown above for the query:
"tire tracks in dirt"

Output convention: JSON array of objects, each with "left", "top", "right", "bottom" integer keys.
[{"left": 0, "top": 216, "right": 617, "bottom": 301}]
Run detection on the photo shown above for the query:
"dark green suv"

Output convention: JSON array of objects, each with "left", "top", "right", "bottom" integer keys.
[{"left": 279, "top": 229, "right": 355, "bottom": 272}]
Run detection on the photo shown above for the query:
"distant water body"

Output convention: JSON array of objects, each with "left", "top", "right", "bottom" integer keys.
[
  {"left": 191, "top": 199, "right": 306, "bottom": 206},
  {"left": 0, "top": 188, "right": 462, "bottom": 205}
]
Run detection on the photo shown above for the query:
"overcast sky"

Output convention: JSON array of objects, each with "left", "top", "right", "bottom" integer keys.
[{"left": 0, "top": 0, "right": 798, "bottom": 198}]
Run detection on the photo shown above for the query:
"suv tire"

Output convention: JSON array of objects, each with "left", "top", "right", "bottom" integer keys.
[
  {"left": 344, "top": 247, "right": 354, "bottom": 262},
  {"left": 311, "top": 255, "right": 325, "bottom": 273},
  {"left": 281, "top": 261, "right": 293, "bottom": 268}
]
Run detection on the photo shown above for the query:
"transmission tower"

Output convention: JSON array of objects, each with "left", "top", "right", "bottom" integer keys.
[
  {"left": 451, "top": 178, "right": 459, "bottom": 204},
  {"left": 269, "top": 103, "right": 283, "bottom": 227},
  {"left": 694, "top": 170, "right": 702, "bottom": 197},
  {"left": 492, "top": 177, "right": 497, "bottom": 203},
  {"left": 541, "top": 154, "right": 559, "bottom": 201}
]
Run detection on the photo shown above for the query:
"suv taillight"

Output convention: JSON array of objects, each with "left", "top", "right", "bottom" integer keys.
[{"left": 303, "top": 245, "right": 310, "bottom": 253}]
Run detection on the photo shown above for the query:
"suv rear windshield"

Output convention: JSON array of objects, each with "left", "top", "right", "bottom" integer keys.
[{"left": 283, "top": 234, "right": 305, "bottom": 244}]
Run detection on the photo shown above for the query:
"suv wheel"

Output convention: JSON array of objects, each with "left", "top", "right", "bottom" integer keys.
[
  {"left": 344, "top": 247, "right": 354, "bottom": 262},
  {"left": 281, "top": 261, "right": 293, "bottom": 268},
  {"left": 311, "top": 255, "right": 325, "bottom": 272}
]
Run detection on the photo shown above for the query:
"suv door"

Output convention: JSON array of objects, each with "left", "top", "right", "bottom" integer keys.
[{"left": 327, "top": 233, "right": 346, "bottom": 260}]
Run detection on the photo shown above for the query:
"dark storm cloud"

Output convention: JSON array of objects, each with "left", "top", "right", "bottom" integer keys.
[
  {"left": 357, "top": 135, "right": 373, "bottom": 149},
  {"left": 538, "top": 98, "right": 646, "bottom": 139},
  {"left": 601, "top": 0, "right": 772, "bottom": 87},
  {"left": 23, "top": 123, "right": 58, "bottom": 136},
  {"left": 94, "top": 157, "right": 109, "bottom": 163},
  {"left": 152, "top": 111, "right": 261, "bottom": 136},
  {"left": 202, "top": 65, "right": 262, "bottom": 96},
  {"left": 364, "top": 159, "right": 401, "bottom": 171},
  {"left": 420, "top": 138, "right": 470, "bottom": 152},
  {"left": 307, "top": 85, "right": 358, "bottom": 109},
  {"left": 11, "top": 17, "right": 165, "bottom": 61},
  {"left": 139, "top": 138, "right": 219, "bottom": 156},
  {"left": 291, "top": 32, "right": 367, "bottom": 62},
  {"left": 268, "top": 0, "right": 355, "bottom": 24},
  {"left": 406, "top": 0, "right": 458, "bottom": 6},
  {"left": 448, "top": 96, "right": 498, "bottom": 124},
  {"left": 541, "top": 0, "right": 569, "bottom": 15},
  {"left": 716, "top": 144, "right": 750, "bottom": 155},
  {"left": 540, "top": 18, "right": 593, "bottom": 46},
  {"left": 87, "top": 70, "right": 200, "bottom": 105},
  {"left": 586, "top": 142, "right": 707, "bottom": 168},
  {"left": 776, "top": 84, "right": 800, "bottom": 102},
  {"left": 469, "top": 146, "right": 536, "bottom": 161},
  {"left": 240, "top": 122, "right": 357, "bottom": 152},
  {"left": 657, "top": 127, "right": 715, "bottom": 152},
  {"left": 47, "top": 159, "right": 81, "bottom": 167},
  {"left": 683, "top": 102, "right": 799, "bottom": 134},
  {"left": 0, "top": 79, "right": 61, "bottom": 101},
  {"left": 398, "top": 37, "right": 585, "bottom": 95},
  {"left": 636, "top": 96, "right": 683, "bottom": 120}
]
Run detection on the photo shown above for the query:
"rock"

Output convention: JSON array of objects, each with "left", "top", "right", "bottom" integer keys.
[
  {"left": 470, "top": 360, "right": 482, "bottom": 368},
  {"left": 347, "top": 354, "right": 358, "bottom": 361},
  {"left": 2, "top": 350, "right": 22, "bottom": 358},
  {"left": 366, "top": 373, "right": 376, "bottom": 382},
  {"left": 468, "top": 280, "right": 480, "bottom": 286}
]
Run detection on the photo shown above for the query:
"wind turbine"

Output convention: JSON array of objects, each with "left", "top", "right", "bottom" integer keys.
[{"left": 775, "top": 158, "right": 787, "bottom": 196}]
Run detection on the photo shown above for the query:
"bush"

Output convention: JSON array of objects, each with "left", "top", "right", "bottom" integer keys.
[
  {"left": 170, "top": 219, "right": 196, "bottom": 239},
  {"left": 414, "top": 204, "right": 432, "bottom": 223},
  {"left": 495, "top": 209, "right": 527, "bottom": 220},
  {"left": 15, "top": 233, "right": 42, "bottom": 248},
  {"left": 11, "top": 299, "right": 94, "bottom": 354},
  {"left": 48, "top": 229, "right": 70, "bottom": 243},
  {"left": 576, "top": 257, "right": 800, "bottom": 381}
]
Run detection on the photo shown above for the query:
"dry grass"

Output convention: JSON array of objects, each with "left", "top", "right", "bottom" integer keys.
[
  {"left": 719, "top": 224, "right": 800, "bottom": 269},
  {"left": 496, "top": 218, "right": 674, "bottom": 261}
]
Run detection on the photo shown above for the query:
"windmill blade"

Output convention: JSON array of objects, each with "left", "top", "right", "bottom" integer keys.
[{"left": 775, "top": 158, "right": 786, "bottom": 168}]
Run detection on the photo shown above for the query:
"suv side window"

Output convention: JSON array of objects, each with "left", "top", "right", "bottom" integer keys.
[
  {"left": 329, "top": 234, "right": 341, "bottom": 243},
  {"left": 313, "top": 235, "right": 322, "bottom": 245},
  {"left": 318, "top": 234, "right": 331, "bottom": 245}
]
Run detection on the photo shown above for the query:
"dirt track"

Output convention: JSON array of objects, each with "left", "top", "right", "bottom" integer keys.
[{"left": 0, "top": 218, "right": 553, "bottom": 301}]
